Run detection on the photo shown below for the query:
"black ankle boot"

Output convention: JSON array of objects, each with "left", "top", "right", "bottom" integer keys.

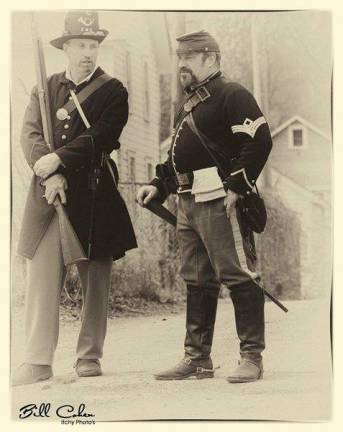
[
  {"left": 154, "top": 357, "right": 215, "bottom": 380},
  {"left": 228, "top": 280, "right": 265, "bottom": 382},
  {"left": 227, "top": 358, "right": 263, "bottom": 383}
]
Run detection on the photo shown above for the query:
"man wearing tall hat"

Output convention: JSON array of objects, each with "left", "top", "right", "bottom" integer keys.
[
  {"left": 13, "top": 11, "right": 137, "bottom": 386},
  {"left": 137, "top": 30, "right": 273, "bottom": 383}
]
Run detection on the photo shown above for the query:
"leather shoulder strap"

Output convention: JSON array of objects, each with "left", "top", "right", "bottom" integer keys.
[
  {"left": 174, "top": 85, "right": 211, "bottom": 126},
  {"left": 55, "top": 73, "right": 112, "bottom": 126},
  {"left": 186, "top": 112, "right": 227, "bottom": 178}
]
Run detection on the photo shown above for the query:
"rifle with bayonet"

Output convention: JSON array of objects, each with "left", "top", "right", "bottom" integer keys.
[
  {"left": 31, "top": 16, "right": 87, "bottom": 265},
  {"left": 141, "top": 198, "right": 288, "bottom": 313}
]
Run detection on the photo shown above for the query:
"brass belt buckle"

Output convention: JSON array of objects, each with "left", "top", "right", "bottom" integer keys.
[{"left": 176, "top": 173, "right": 191, "bottom": 186}]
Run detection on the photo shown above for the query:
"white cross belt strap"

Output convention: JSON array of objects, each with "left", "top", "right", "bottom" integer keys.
[
  {"left": 55, "top": 73, "right": 112, "bottom": 126},
  {"left": 70, "top": 90, "right": 117, "bottom": 187},
  {"left": 70, "top": 90, "right": 91, "bottom": 128}
]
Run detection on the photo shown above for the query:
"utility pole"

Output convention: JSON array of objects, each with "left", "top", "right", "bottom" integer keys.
[
  {"left": 251, "top": 14, "right": 270, "bottom": 188},
  {"left": 251, "top": 15, "right": 262, "bottom": 107}
]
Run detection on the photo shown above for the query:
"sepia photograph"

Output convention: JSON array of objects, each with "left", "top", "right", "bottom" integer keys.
[{"left": 9, "top": 6, "right": 333, "bottom": 423}]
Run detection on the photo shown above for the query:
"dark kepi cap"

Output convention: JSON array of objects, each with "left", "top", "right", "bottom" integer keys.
[
  {"left": 176, "top": 30, "right": 220, "bottom": 54},
  {"left": 50, "top": 11, "right": 109, "bottom": 49}
]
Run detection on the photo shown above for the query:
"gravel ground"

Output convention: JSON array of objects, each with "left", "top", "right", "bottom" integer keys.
[{"left": 10, "top": 297, "right": 332, "bottom": 422}]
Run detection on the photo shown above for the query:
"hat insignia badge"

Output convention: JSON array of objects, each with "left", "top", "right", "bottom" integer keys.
[
  {"left": 78, "top": 16, "right": 95, "bottom": 27},
  {"left": 56, "top": 108, "right": 69, "bottom": 121}
]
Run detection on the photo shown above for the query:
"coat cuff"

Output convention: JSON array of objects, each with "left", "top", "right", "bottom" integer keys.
[
  {"left": 28, "top": 144, "right": 50, "bottom": 168},
  {"left": 150, "top": 177, "right": 168, "bottom": 203},
  {"left": 38, "top": 166, "right": 69, "bottom": 185},
  {"left": 225, "top": 168, "right": 255, "bottom": 195}
]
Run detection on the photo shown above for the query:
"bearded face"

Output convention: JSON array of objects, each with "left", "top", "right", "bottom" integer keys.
[
  {"left": 177, "top": 52, "right": 214, "bottom": 90},
  {"left": 179, "top": 66, "right": 199, "bottom": 89}
]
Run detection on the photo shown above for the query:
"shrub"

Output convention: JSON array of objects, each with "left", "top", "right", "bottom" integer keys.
[
  {"left": 257, "top": 190, "right": 302, "bottom": 299},
  {"left": 59, "top": 187, "right": 302, "bottom": 311},
  {"left": 61, "top": 190, "right": 185, "bottom": 314}
]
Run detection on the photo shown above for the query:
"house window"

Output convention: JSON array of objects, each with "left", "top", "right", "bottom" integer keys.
[
  {"left": 129, "top": 156, "right": 136, "bottom": 183},
  {"left": 292, "top": 129, "right": 303, "bottom": 147},
  {"left": 147, "top": 162, "right": 153, "bottom": 181},
  {"left": 143, "top": 60, "right": 150, "bottom": 121},
  {"left": 289, "top": 125, "right": 307, "bottom": 149},
  {"left": 127, "top": 153, "right": 137, "bottom": 215}
]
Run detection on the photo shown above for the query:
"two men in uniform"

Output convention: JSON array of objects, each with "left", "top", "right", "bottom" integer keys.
[
  {"left": 13, "top": 11, "right": 137, "bottom": 386},
  {"left": 137, "top": 30, "right": 272, "bottom": 383},
  {"left": 13, "top": 12, "right": 273, "bottom": 386}
]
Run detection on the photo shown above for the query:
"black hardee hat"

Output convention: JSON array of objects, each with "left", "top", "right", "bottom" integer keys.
[
  {"left": 50, "top": 11, "right": 109, "bottom": 50},
  {"left": 176, "top": 30, "right": 220, "bottom": 54}
]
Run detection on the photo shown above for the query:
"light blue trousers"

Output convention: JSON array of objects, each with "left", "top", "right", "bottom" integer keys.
[{"left": 24, "top": 215, "right": 112, "bottom": 365}]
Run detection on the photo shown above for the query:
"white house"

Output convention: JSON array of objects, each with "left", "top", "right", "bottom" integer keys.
[{"left": 267, "top": 116, "right": 332, "bottom": 298}]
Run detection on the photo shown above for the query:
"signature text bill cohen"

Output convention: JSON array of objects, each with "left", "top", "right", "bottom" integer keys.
[{"left": 19, "top": 403, "right": 95, "bottom": 424}]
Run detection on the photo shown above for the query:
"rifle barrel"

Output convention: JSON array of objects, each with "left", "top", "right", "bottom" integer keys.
[{"left": 31, "top": 15, "right": 87, "bottom": 265}]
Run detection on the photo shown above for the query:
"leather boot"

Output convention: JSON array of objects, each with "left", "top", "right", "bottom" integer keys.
[
  {"left": 227, "top": 358, "right": 263, "bottom": 383},
  {"left": 227, "top": 280, "right": 265, "bottom": 383},
  {"left": 184, "top": 285, "right": 219, "bottom": 360},
  {"left": 12, "top": 363, "right": 53, "bottom": 386},
  {"left": 74, "top": 359, "right": 102, "bottom": 377},
  {"left": 154, "top": 357, "right": 214, "bottom": 380},
  {"left": 154, "top": 285, "right": 219, "bottom": 380}
]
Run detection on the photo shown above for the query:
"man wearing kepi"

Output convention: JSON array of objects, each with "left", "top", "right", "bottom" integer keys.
[
  {"left": 13, "top": 11, "right": 137, "bottom": 386},
  {"left": 137, "top": 30, "right": 272, "bottom": 383}
]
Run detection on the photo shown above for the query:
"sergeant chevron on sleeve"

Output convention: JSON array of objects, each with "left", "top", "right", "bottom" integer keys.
[
  {"left": 148, "top": 69, "right": 272, "bottom": 200},
  {"left": 137, "top": 30, "right": 273, "bottom": 384}
]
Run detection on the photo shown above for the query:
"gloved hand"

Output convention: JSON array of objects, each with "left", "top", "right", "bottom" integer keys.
[
  {"left": 42, "top": 174, "right": 68, "bottom": 205},
  {"left": 34, "top": 153, "right": 63, "bottom": 179}
]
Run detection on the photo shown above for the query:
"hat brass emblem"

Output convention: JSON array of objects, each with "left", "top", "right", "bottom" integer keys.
[{"left": 78, "top": 16, "right": 95, "bottom": 27}]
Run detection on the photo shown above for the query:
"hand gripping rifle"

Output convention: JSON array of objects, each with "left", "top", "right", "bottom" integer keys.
[
  {"left": 31, "top": 17, "right": 87, "bottom": 265},
  {"left": 141, "top": 198, "right": 288, "bottom": 313}
]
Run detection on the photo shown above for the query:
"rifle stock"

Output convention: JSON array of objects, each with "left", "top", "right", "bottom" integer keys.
[
  {"left": 54, "top": 203, "right": 88, "bottom": 265},
  {"left": 31, "top": 15, "right": 87, "bottom": 266},
  {"left": 144, "top": 199, "right": 177, "bottom": 227}
]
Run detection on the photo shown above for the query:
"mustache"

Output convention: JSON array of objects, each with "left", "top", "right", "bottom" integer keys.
[{"left": 179, "top": 67, "right": 193, "bottom": 74}]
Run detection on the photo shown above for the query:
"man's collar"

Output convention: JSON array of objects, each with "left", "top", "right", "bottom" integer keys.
[
  {"left": 58, "top": 66, "right": 104, "bottom": 85},
  {"left": 186, "top": 70, "right": 221, "bottom": 94},
  {"left": 65, "top": 66, "right": 98, "bottom": 86}
]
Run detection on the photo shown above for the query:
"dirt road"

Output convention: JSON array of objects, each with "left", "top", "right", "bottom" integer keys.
[{"left": 11, "top": 298, "right": 332, "bottom": 422}]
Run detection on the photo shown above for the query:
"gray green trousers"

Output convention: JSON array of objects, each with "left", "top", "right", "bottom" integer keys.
[
  {"left": 177, "top": 193, "right": 265, "bottom": 362},
  {"left": 24, "top": 215, "right": 112, "bottom": 365},
  {"left": 177, "top": 193, "right": 259, "bottom": 289}
]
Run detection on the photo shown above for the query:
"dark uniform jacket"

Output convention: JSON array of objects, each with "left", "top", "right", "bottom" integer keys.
[
  {"left": 18, "top": 66, "right": 137, "bottom": 261},
  {"left": 151, "top": 71, "right": 273, "bottom": 200}
]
